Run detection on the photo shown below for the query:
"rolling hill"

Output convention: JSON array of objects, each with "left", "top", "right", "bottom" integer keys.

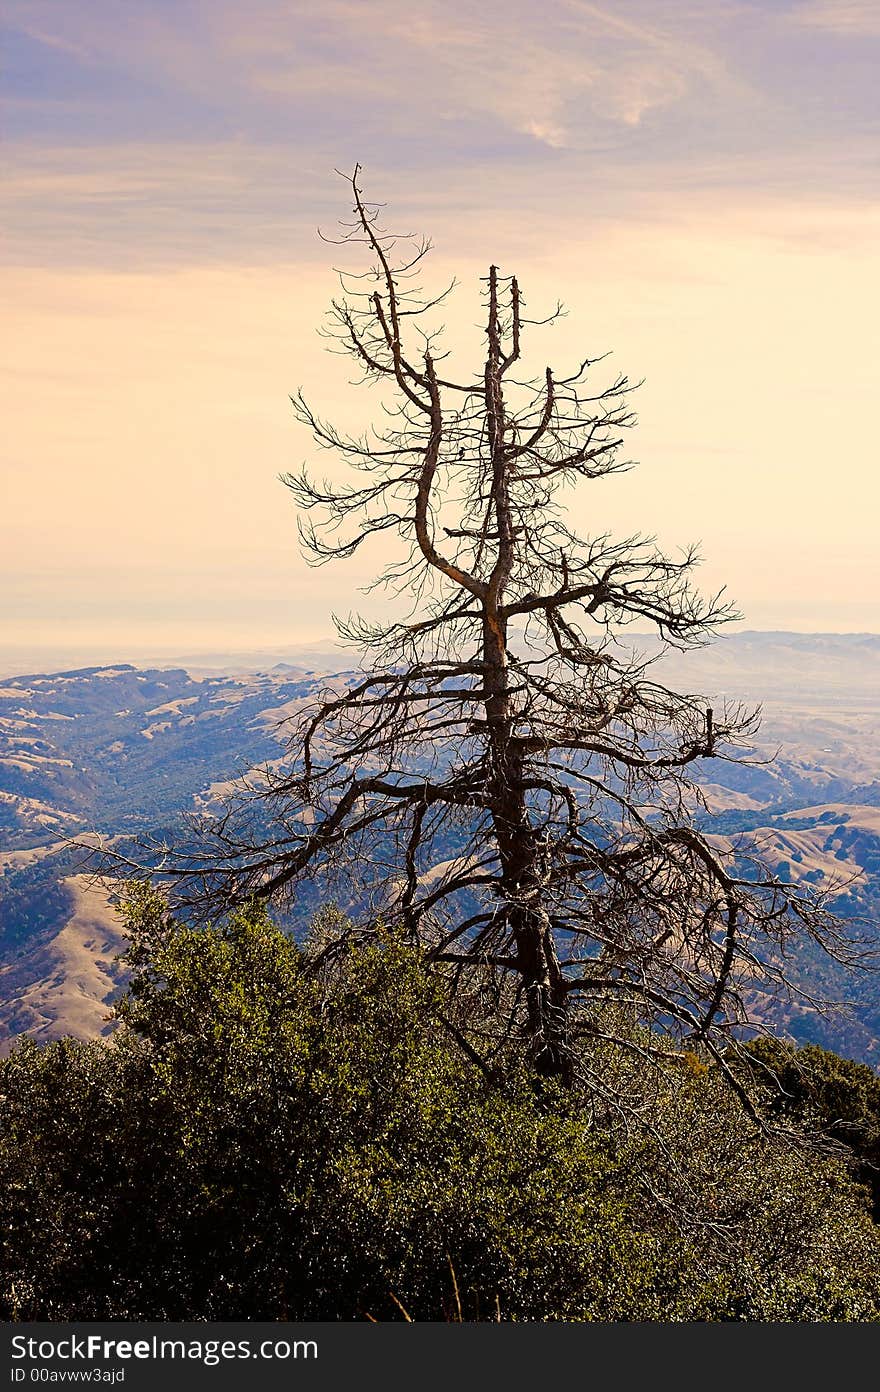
[{"left": 1, "top": 633, "right": 878, "bottom": 1059}]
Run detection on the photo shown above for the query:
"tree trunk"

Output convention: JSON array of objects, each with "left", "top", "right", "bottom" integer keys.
[{"left": 482, "top": 614, "right": 572, "bottom": 1083}]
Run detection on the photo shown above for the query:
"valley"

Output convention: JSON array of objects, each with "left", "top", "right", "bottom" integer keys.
[{"left": 1, "top": 633, "right": 879, "bottom": 1060}]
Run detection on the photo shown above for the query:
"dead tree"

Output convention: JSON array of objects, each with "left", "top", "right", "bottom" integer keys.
[{"left": 167, "top": 168, "right": 858, "bottom": 1086}]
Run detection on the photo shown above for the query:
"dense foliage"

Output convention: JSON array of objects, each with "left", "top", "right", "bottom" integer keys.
[
  {"left": 2, "top": 891, "right": 879, "bottom": 1322},
  {"left": 746, "top": 1036, "right": 880, "bottom": 1218}
]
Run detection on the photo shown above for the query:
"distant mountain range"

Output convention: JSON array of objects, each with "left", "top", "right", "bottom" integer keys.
[
  {"left": 0, "top": 642, "right": 351, "bottom": 682},
  {"left": 1, "top": 633, "right": 879, "bottom": 1061}
]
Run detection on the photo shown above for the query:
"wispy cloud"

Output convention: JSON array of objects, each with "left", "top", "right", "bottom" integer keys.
[
  {"left": 794, "top": 1, "right": 880, "bottom": 36},
  {"left": 220, "top": 0, "right": 750, "bottom": 147},
  {"left": 5, "top": 0, "right": 873, "bottom": 201},
  {"left": 3, "top": 0, "right": 753, "bottom": 151},
  {"left": 13, "top": 22, "right": 93, "bottom": 60},
  {"left": 4, "top": 126, "right": 880, "bottom": 275}
]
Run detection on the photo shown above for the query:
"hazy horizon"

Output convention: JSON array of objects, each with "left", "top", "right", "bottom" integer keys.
[{"left": 2, "top": 626, "right": 879, "bottom": 683}]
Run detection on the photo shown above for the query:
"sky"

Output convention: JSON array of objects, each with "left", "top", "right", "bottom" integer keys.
[{"left": 2, "top": 0, "right": 879, "bottom": 664}]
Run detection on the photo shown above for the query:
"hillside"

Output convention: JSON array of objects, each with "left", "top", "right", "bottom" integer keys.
[
  {"left": 0, "top": 661, "right": 339, "bottom": 1046},
  {"left": 0, "top": 875, "right": 127, "bottom": 1046},
  {"left": 1, "top": 634, "right": 878, "bottom": 1058}
]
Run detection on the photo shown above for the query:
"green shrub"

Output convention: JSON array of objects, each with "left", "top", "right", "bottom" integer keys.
[{"left": 2, "top": 891, "right": 879, "bottom": 1321}]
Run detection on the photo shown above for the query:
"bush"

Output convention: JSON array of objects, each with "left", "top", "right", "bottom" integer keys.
[{"left": 2, "top": 891, "right": 879, "bottom": 1321}]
